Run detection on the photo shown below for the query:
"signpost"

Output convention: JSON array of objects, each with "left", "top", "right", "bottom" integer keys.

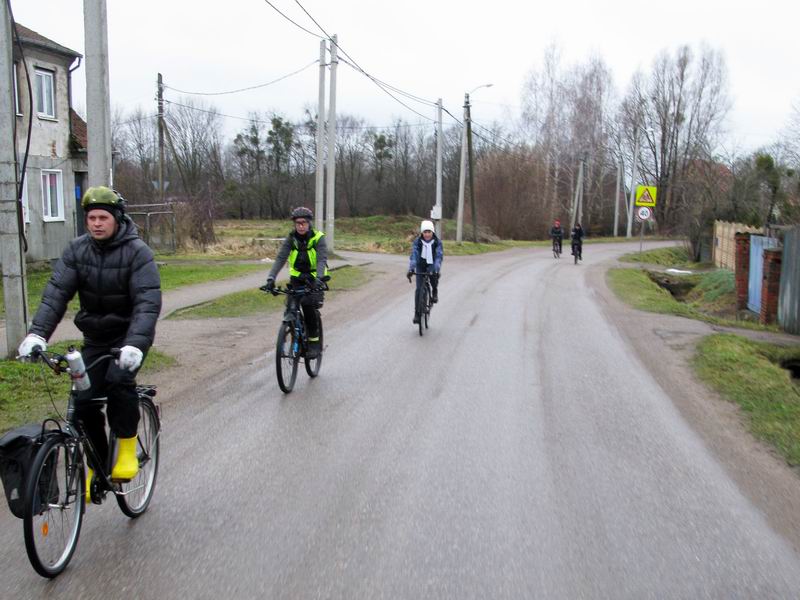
[{"left": 635, "top": 188, "right": 656, "bottom": 261}]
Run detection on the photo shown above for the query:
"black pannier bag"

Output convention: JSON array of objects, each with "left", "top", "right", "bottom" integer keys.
[{"left": 0, "top": 424, "right": 49, "bottom": 518}]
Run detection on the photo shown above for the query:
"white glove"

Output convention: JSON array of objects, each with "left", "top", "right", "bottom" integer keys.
[
  {"left": 117, "top": 345, "right": 143, "bottom": 372},
  {"left": 18, "top": 334, "right": 47, "bottom": 358}
]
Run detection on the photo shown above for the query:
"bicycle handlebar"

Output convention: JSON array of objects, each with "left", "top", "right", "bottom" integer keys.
[{"left": 25, "top": 347, "right": 120, "bottom": 375}]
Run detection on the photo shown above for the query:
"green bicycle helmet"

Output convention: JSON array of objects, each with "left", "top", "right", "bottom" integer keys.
[{"left": 81, "top": 186, "right": 126, "bottom": 221}]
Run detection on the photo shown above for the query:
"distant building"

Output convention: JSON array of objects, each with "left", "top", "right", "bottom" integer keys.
[{"left": 13, "top": 24, "right": 88, "bottom": 261}]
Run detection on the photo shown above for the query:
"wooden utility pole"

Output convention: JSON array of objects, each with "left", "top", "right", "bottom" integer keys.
[
  {"left": 157, "top": 73, "right": 165, "bottom": 203},
  {"left": 465, "top": 93, "right": 478, "bottom": 243}
]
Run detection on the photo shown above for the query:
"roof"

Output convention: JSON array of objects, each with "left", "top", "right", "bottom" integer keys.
[
  {"left": 70, "top": 109, "right": 88, "bottom": 151},
  {"left": 15, "top": 24, "right": 82, "bottom": 59}
]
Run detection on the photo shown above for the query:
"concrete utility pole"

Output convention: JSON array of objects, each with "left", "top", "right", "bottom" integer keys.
[
  {"left": 315, "top": 40, "right": 326, "bottom": 232},
  {"left": 1, "top": 4, "right": 28, "bottom": 356},
  {"left": 571, "top": 158, "right": 584, "bottom": 230},
  {"left": 613, "top": 158, "right": 622, "bottom": 237},
  {"left": 157, "top": 73, "right": 165, "bottom": 203},
  {"left": 465, "top": 94, "right": 478, "bottom": 244},
  {"left": 455, "top": 94, "right": 468, "bottom": 243},
  {"left": 626, "top": 130, "right": 640, "bottom": 238},
  {"left": 325, "top": 35, "right": 337, "bottom": 251},
  {"left": 434, "top": 98, "right": 443, "bottom": 239},
  {"left": 84, "top": 0, "right": 112, "bottom": 187}
]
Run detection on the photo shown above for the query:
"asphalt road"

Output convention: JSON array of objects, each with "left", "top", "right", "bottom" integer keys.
[{"left": 3, "top": 242, "right": 800, "bottom": 598}]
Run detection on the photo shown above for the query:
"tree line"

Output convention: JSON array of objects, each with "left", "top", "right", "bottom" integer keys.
[{"left": 111, "top": 43, "right": 800, "bottom": 253}]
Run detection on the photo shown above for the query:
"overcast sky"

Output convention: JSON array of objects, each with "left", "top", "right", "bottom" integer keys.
[{"left": 13, "top": 0, "right": 800, "bottom": 151}]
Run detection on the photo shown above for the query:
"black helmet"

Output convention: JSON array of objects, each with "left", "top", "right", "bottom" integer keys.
[{"left": 291, "top": 206, "right": 313, "bottom": 221}]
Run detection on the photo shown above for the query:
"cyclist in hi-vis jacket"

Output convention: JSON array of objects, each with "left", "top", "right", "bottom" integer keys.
[
  {"left": 17, "top": 186, "right": 162, "bottom": 491},
  {"left": 407, "top": 220, "right": 443, "bottom": 324},
  {"left": 264, "top": 207, "right": 328, "bottom": 358}
]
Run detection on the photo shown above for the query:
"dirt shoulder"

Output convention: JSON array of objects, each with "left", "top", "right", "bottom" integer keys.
[{"left": 588, "top": 258, "right": 800, "bottom": 552}]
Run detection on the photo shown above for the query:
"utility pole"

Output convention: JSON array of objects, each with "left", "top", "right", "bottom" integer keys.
[
  {"left": 434, "top": 98, "right": 443, "bottom": 239},
  {"left": 84, "top": 0, "right": 112, "bottom": 187},
  {"left": 1, "top": 4, "right": 27, "bottom": 356},
  {"left": 613, "top": 158, "right": 622, "bottom": 237},
  {"left": 157, "top": 73, "right": 165, "bottom": 203},
  {"left": 626, "top": 130, "right": 640, "bottom": 238},
  {"left": 315, "top": 40, "right": 326, "bottom": 232},
  {"left": 455, "top": 94, "right": 468, "bottom": 243},
  {"left": 465, "top": 93, "right": 478, "bottom": 243},
  {"left": 325, "top": 35, "right": 337, "bottom": 251},
  {"left": 571, "top": 158, "right": 584, "bottom": 230}
]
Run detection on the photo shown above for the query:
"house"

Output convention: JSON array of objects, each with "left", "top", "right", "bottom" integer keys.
[{"left": 13, "top": 24, "right": 88, "bottom": 261}]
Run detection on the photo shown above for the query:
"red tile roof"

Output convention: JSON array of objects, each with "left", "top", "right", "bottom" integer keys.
[{"left": 70, "top": 109, "right": 88, "bottom": 151}]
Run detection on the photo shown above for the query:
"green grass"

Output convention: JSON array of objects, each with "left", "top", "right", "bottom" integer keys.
[
  {"left": 0, "top": 263, "right": 266, "bottom": 317},
  {"left": 618, "top": 246, "right": 703, "bottom": 268},
  {"left": 694, "top": 334, "right": 800, "bottom": 465},
  {"left": 607, "top": 268, "right": 777, "bottom": 331},
  {"left": 0, "top": 341, "right": 175, "bottom": 433},
  {"left": 168, "top": 265, "right": 372, "bottom": 319}
]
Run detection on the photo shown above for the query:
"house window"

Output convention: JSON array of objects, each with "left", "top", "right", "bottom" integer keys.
[
  {"left": 13, "top": 62, "right": 22, "bottom": 116},
  {"left": 35, "top": 68, "right": 55, "bottom": 118},
  {"left": 41, "top": 170, "right": 64, "bottom": 221}
]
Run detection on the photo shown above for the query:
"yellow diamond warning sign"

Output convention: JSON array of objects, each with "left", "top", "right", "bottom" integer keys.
[{"left": 635, "top": 185, "right": 657, "bottom": 207}]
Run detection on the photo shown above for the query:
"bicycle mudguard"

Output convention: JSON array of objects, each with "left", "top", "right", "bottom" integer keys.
[{"left": 0, "top": 424, "right": 61, "bottom": 519}]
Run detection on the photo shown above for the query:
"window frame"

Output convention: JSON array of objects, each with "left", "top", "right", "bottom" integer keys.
[
  {"left": 34, "top": 68, "right": 56, "bottom": 119},
  {"left": 40, "top": 169, "right": 64, "bottom": 222}
]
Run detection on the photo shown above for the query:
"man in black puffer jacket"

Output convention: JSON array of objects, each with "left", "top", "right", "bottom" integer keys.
[{"left": 18, "top": 187, "right": 161, "bottom": 485}]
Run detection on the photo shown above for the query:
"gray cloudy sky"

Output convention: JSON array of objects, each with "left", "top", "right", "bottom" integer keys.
[{"left": 14, "top": 0, "right": 800, "bottom": 150}]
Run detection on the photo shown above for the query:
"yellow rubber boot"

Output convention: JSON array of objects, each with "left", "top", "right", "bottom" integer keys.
[
  {"left": 111, "top": 437, "right": 139, "bottom": 481},
  {"left": 85, "top": 468, "right": 93, "bottom": 504}
]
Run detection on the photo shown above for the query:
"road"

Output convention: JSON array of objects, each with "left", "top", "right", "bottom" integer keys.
[{"left": 2, "top": 242, "right": 800, "bottom": 598}]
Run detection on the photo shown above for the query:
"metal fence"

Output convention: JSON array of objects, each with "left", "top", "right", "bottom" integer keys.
[
  {"left": 713, "top": 220, "right": 762, "bottom": 270},
  {"left": 128, "top": 203, "right": 177, "bottom": 253},
  {"left": 779, "top": 227, "right": 800, "bottom": 334},
  {"left": 747, "top": 235, "right": 779, "bottom": 313}
]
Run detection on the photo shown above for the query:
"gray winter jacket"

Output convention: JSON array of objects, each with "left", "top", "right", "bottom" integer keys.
[{"left": 29, "top": 216, "right": 162, "bottom": 352}]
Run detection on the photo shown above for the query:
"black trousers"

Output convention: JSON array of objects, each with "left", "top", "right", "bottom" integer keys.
[
  {"left": 289, "top": 277, "right": 323, "bottom": 339},
  {"left": 75, "top": 338, "right": 141, "bottom": 471},
  {"left": 414, "top": 266, "right": 438, "bottom": 315}
]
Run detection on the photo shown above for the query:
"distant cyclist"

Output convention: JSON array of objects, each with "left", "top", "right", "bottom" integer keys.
[
  {"left": 550, "top": 220, "right": 564, "bottom": 254},
  {"left": 264, "top": 207, "right": 328, "bottom": 358},
  {"left": 571, "top": 222, "right": 585, "bottom": 260},
  {"left": 406, "top": 220, "right": 443, "bottom": 324}
]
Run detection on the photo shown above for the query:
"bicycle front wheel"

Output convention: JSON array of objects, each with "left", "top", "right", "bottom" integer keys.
[
  {"left": 276, "top": 322, "right": 299, "bottom": 392},
  {"left": 117, "top": 397, "right": 160, "bottom": 517},
  {"left": 418, "top": 285, "right": 427, "bottom": 336},
  {"left": 23, "top": 435, "right": 84, "bottom": 578},
  {"left": 305, "top": 315, "right": 323, "bottom": 378}
]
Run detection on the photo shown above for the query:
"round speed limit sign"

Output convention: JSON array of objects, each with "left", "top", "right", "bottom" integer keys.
[{"left": 637, "top": 206, "right": 652, "bottom": 221}]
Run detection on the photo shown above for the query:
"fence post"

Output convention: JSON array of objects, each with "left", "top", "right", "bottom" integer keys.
[{"left": 735, "top": 232, "right": 751, "bottom": 311}]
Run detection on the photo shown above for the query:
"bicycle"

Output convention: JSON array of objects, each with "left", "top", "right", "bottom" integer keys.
[
  {"left": 262, "top": 279, "right": 329, "bottom": 393},
  {"left": 572, "top": 240, "right": 583, "bottom": 264},
  {"left": 410, "top": 271, "right": 435, "bottom": 336},
  {"left": 14, "top": 347, "right": 160, "bottom": 578},
  {"left": 552, "top": 237, "right": 562, "bottom": 258}
]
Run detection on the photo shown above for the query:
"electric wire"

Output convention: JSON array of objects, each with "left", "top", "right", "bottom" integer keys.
[
  {"left": 164, "top": 59, "right": 318, "bottom": 96},
  {"left": 260, "top": 0, "right": 324, "bottom": 39}
]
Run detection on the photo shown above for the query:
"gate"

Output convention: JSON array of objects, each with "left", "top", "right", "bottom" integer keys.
[
  {"left": 748, "top": 235, "right": 779, "bottom": 313},
  {"left": 778, "top": 227, "right": 800, "bottom": 334}
]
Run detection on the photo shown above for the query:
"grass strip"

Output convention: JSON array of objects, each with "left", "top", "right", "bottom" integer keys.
[
  {"left": 0, "top": 341, "right": 175, "bottom": 433},
  {"left": 618, "top": 246, "right": 704, "bottom": 268},
  {"left": 168, "top": 265, "right": 372, "bottom": 319},
  {"left": 694, "top": 334, "right": 800, "bottom": 465}
]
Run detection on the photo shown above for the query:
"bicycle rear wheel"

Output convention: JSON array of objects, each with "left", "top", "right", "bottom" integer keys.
[
  {"left": 276, "top": 322, "right": 299, "bottom": 393},
  {"left": 23, "top": 435, "right": 84, "bottom": 578},
  {"left": 305, "top": 315, "right": 323, "bottom": 377},
  {"left": 116, "top": 397, "right": 160, "bottom": 517}
]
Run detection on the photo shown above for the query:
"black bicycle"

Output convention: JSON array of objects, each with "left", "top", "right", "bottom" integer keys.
[
  {"left": 263, "top": 279, "right": 329, "bottom": 393},
  {"left": 572, "top": 240, "right": 583, "bottom": 264},
  {"left": 410, "top": 272, "right": 435, "bottom": 336},
  {"left": 14, "top": 347, "right": 160, "bottom": 578},
  {"left": 552, "top": 237, "right": 562, "bottom": 258}
]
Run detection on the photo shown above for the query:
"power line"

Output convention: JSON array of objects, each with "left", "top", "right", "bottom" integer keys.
[
  {"left": 164, "top": 99, "right": 271, "bottom": 124},
  {"left": 260, "top": 0, "right": 324, "bottom": 39},
  {"left": 116, "top": 113, "right": 158, "bottom": 127},
  {"left": 164, "top": 59, "right": 318, "bottom": 96},
  {"left": 471, "top": 119, "right": 520, "bottom": 148}
]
